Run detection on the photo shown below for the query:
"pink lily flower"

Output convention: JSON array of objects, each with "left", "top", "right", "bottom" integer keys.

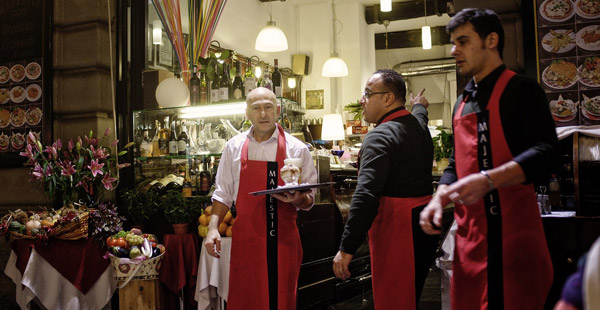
[
  {"left": 32, "top": 163, "right": 44, "bottom": 180},
  {"left": 44, "top": 146, "right": 57, "bottom": 160},
  {"left": 104, "top": 128, "right": 111, "bottom": 137},
  {"left": 68, "top": 139, "right": 74, "bottom": 152},
  {"left": 90, "top": 145, "right": 108, "bottom": 160},
  {"left": 19, "top": 144, "right": 35, "bottom": 162},
  {"left": 102, "top": 172, "right": 118, "bottom": 190},
  {"left": 59, "top": 160, "right": 76, "bottom": 177},
  {"left": 27, "top": 132, "right": 37, "bottom": 144},
  {"left": 44, "top": 165, "right": 53, "bottom": 177},
  {"left": 87, "top": 159, "right": 105, "bottom": 177},
  {"left": 117, "top": 163, "right": 131, "bottom": 169}
]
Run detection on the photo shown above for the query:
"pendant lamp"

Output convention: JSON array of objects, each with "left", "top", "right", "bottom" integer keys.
[
  {"left": 255, "top": 0, "right": 288, "bottom": 52},
  {"left": 422, "top": 0, "right": 432, "bottom": 49},
  {"left": 380, "top": 0, "right": 391, "bottom": 12},
  {"left": 322, "top": 0, "right": 348, "bottom": 77}
]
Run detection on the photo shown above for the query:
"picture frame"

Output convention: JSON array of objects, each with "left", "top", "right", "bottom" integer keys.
[{"left": 306, "top": 89, "right": 324, "bottom": 110}]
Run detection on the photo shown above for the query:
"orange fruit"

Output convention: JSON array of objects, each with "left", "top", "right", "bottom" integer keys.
[
  {"left": 205, "top": 205, "right": 212, "bottom": 216},
  {"left": 226, "top": 225, "right": 232, "bottom": 237},
  {"left": 223, "top": 211, "right": 232, "bottom": 223},
  {"left": 230, "top": 218, "right": 235, "bottom": 226},
  {"left": 198, "top": 214, "right": 209, "bottom": 226},
  {"left": 218, "top": 222, "right": 228, "bottom": 235}
]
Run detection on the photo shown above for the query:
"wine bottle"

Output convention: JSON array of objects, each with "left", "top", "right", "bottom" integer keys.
[
  {"left": 261, "top": 69, "right": 273, "bottom": 91},
  {"left": 244, "top": 59, "right": 257, "bottom": 97},
  {"left": 182, "top": 161, "right": 193, "bottom": 198},
  {"left": 199, "top": 157, "right": 212, "bottom": 196},
  {"left": 200, "top": 72, "right": 208, "bottom": 105},
  {"left": 159, "top": 118, "right": 170, "bottom": 156},
  {"left": 232, "top": 61, "right": 244, "bottom": 100},
  {"left": 189, "top": 65, "right": 201, "bottom": 106},
  {"left": 219, "top": 63, "right": 230, "bottom": 102},
  {"left": 210, "top": 64, "right": 220, "bottom": 103},
  {"left": 178, "top": 121, "right": 189, "bottom": 156},
  {"left": 140, "top": 128, "right": 153, "bottom": 157},
  {"left": 151, "top": 121, "right": 160, "bottom": 157},
  {"left": 272, "top": 59, "right": 282, "bottom": 97},
  {"left": 168, "top": 121, "right": 178, "bottom": 156},
  {"left": 279, "top": 111, "right": 291, "bottom": 133}
]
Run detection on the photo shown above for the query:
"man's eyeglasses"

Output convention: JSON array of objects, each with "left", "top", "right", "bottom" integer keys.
[{"left": 362, "top": 90, "right": 390, "bottom": 98}]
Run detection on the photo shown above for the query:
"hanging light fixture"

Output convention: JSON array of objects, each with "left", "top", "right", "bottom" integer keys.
[
  {"left": 255, "top": 0, "right": 288, "bottom": 52},
  {"left": 322, "top": 0, "right": 348, "bottom": 77},
  {"left": 380, "top": 0, "right": 392, "bottom": 12},
  {"left": 422, "top": 0, "right": 432, "bottom": 49}
]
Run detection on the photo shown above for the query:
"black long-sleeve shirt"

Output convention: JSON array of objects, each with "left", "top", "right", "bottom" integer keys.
[
  {"left": 439, "top": 65, "right": 561, "bottom": 185},
  {"left": 340, "top": 105, "right": 432, "bottom": 254}
]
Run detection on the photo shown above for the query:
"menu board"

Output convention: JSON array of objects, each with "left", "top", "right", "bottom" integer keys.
[
  {"left": 536, "top": 0, "right": 600, "bottom": 127},
  {"left": 0, "top": 0, "right": 50, "bottom": 167}
]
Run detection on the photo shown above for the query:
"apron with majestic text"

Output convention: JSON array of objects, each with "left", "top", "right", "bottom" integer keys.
[
  {"left": 367, "top": 109, "right": 434, "bottom": 309},
  {"left": 452, "top": 69, "right": 553, "bottom": 310},
  {"left": 227, "top": 125, "right": 303, "bottom": 310}
]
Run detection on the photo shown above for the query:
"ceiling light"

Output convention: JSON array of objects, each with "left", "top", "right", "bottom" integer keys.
[
  {"left": 422, "top": 0, "right": 431, "bottom": 49},
  {"left": 255, "top": 1, "right": 288, "bottom": 52},
  {"left": 322, "top": 0, "right": 348, "bottom": 77},
  {"left": 380, "top": 0, "right": 391, "bottom": 12}
]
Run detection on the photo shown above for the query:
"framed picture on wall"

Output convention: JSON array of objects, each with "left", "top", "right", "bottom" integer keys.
[{"left": 306, "top": 90, "right": 324, "bottom": 110}]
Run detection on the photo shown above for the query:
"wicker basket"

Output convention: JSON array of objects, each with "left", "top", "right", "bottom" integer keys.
[
  {"left": 3, "top": 211, "right": 89, "bottom": 241},
  {"left": 109, "top": 253, "right": 164, "bottom": 288}
]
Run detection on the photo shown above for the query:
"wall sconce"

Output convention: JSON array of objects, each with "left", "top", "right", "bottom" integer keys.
[
  {"left": 255, "top": 61, "right": 263, "bottom": 79},
  {"left": 380, "top": 0, "right": 391, "bottom": 12},
  {"left": 211, "top": 40, "right": 222, "bottom": 58},
  {"left": 152, "top": 20, "right": 162, "bottom": 45},
  {"left": 288, "top": 76, "right": 297, "bottom": 89},
  {"left": 255, "top": 0, "right": 288, "bottom": 52}
]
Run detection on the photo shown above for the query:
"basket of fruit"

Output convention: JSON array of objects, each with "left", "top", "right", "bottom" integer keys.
[
  {"left": 197, "top": 205, "right": 235, "bottom": 238},
  {"left": 107, "top": 228, "right": 165, "bottom": 287}
]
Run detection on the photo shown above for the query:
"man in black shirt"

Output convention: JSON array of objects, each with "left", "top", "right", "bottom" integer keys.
[
  {"left": 419, "top": 8, "right": 560, "bottom": 310},
  {"left": 333, "top": 69, "right": 439, "bottom": 309}
]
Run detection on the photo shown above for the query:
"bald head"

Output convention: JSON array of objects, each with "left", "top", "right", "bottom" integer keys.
[{"left": 246, "top": 87, "right": 277, "bottom": 107}]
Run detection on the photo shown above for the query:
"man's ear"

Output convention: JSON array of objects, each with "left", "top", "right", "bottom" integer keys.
[
  {"left": 486, "top": 32, "right": 499, "bottom": 50},
  {"left": 383, "top": 92, "right": 395, "bottom": 107}
]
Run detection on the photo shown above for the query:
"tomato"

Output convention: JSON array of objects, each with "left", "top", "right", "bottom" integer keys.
[
  {"left": 151, "top": 241, "right": 157, "bottom": 248},
  {"left": 106, "top": 237, "right": 117, "bottom": 248},
  {"left": 117, "top": 237, "right": 128, "bottom": 248}
]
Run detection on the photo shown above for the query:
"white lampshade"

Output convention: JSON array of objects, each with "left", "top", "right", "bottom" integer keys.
[
  {"left": 155, "top": 78, "right": 190, "bottom": 108},
  {"left": 255, "top": 21, "right": 288, "bottom": 52},
  {"left": 321, "top": 114, "right": 345, "bottom": 141},
  {"left": 380, "top": 0, "right": 392, "bottom": 12},
  {"left": 322, "top": 53, "right": 348, "bottom": 77},
  {"left": 422, "top": 26, "right": 432, "bottom": 50},
  {"left": 152, "top": 20, "right": 162, "bottom": 45}
]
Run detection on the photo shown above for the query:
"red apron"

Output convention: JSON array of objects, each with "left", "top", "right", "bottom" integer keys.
[
  {"left": 367, "top": 109, "right": 433, "bottom": 309},
  {"left": 227, "top": 124, "right": 302, "bottom": 310},
  {"left": 451, "top": 69, "right": 553, "bottom": 310}
]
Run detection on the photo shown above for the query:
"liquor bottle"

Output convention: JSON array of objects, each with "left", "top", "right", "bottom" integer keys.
[
  {"left": 548, "top": 174, "right": 561, "bottom": 211},
  {"left": 210, "top": 64, "right": 220, "bottom": 103},
  {"left": 200, "top": 72, "right": 208, "bottom": 105},
  {"left": 272, "top": 59, "right": 282, "bottom": 97},
  {"left": 182, "top": 161, "right": 193, "bottom": 197},
  {"left": 260, "top": 69, "right": 273, "bottom": 91},
  {"left": 219, "top": 63, "right": 230, "bottom": 102},
  {"left": 199, "top": 157, "right": 212, "bottom": 196},
  {"left": 244, "top": 59, "right": 257, "bottom": 97},
  {"left": 140, "top": 128, "right": 153, "bottom": 157},
  {"left": 178, "top": 121, "right": 189, "bottom": 155},
  {"left": 232, "top": 61, "right": 244, "bottom": 100},
  {"left": 189, "top": 65, "right": 201, "bottom": 106},
  {"left": 159, "top": 117, "right": 170, "bottom": 156},
  {"left": 168, "top": 121, "right": 178, "bottom": 156},
  {"left": 279, "top": 111, "right": 291, "bottom": 133},
  {"left": 152, "top": 120, "right": 161, "bottom": 157}
]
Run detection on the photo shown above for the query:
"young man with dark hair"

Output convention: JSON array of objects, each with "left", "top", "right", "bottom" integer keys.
[
  {"left": 420, "top": 8, "right": 560, "bottom": 310},
  {"left": 333, "top": 69, "right": 438, "bottom": 309}
]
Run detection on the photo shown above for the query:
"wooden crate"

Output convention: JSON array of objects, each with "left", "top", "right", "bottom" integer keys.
[{"left": 119, "top": 279, "right": 160, "bottom": 310}]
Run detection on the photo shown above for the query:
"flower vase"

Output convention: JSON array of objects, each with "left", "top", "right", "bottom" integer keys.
[{"left": 172, "top": 223, "right": 189, "bottom": 235}]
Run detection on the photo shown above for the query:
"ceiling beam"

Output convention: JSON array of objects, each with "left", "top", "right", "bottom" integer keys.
[
  {"left": 375, "top": 25, "right": 450, "bottom": 49},
  {"left": 365, "top": 0, "right": 450, "bottom": 25}
]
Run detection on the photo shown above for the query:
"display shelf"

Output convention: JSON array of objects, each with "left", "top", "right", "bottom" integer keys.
[{"left": 137, "top": 153, "right": 222, "bottom": 161}]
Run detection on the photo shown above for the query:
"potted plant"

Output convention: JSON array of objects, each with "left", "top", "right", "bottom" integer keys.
[
  {"left": 432, "top": 127, "right": 453, "bottom": 172},
  {"left": 120, "top": 186, "right": 160, "bottom": 229},
  {"left": 343, "top": 100, "right": 363, "bottom": 122}
]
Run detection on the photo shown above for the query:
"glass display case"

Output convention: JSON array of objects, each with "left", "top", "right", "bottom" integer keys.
[{"left": 132, "top": 98, "right": 305, "bottom": 195}]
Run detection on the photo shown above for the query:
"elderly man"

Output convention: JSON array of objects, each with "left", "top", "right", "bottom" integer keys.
[{"left": 205, "top": 87, "right": 317, "bottom": 310}]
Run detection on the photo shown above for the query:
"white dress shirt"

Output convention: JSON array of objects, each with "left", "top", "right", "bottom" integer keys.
[{"left": 211, "top": 127, "right": 318, "bottom": 210}]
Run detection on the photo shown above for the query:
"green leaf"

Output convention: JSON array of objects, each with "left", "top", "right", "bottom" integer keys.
[
  {"left": 123, "top": 141, "right": 135, "bottom": 149},
  {"left": 118, "top": 150, "right": 128, "bottom": 156}
]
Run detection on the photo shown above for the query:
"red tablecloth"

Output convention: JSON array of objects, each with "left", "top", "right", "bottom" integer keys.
[
  {"left": 159, "top": 233, "right": 200, "bottom": 309},
  {"left": 10, "top": 238, "right": 109, "bottom": 294}
]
